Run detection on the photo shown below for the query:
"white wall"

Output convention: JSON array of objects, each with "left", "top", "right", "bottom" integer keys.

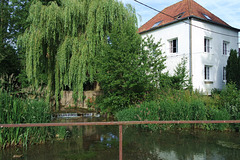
[
  {"left": 140, "top": 18, "right": 239, "bottom": 94},
  {"left": 191, "top": 18, "right": 239, "bottom": 94},
  {"left": 141, "top": 20, "right": 191, "bottom": 76}
]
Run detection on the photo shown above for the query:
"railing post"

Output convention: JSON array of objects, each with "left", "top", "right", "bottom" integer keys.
[{"left": 119, "top": 124, "right": 123, "bottom": 160}]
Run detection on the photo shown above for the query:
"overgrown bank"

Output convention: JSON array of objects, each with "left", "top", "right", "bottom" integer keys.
[
  {"left": 116, "top": 84, "right": 240, "bottom": 132},
  {"left": 0, "top": 90, "right": 70, "bottom": 149}
]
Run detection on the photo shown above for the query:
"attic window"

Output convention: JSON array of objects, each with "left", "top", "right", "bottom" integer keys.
[
  {"left": 152, "top": 21, "right": 162, "bottom": 28},
  {"left": 175, "top": 12, "right": 185, "bottom": 19},
  {"left": 203, "top": 13, "right": 211, "bottom": 20}
]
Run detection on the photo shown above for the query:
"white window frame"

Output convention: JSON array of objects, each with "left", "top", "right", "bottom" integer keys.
[
  {"left": 223, "top": 41, "right": 229, "bottom": 55},
  {"left": 204, "top": 37, "right": 211, "bottom": 53},
  {"left": 169, "top": 38, "right": 178, "bottom": 53},
  {"left": 204, "top": 65, "right": 212, "bottom": 81},
  {"left": 223, "top": 67, "right": 226, "bottom": 82}
]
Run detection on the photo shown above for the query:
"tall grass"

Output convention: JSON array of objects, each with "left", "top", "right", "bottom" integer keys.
[
  {"left": 0, "top": 89, "right": 52, "bottom": 148},
  {"left": 117, "top": 89, "right": 232, "bottom": 131}
]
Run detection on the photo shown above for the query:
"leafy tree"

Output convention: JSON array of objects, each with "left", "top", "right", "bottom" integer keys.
[
  {"left": 18, "top": 0, "right": 141, "bottom": 110},
  {"left": 172, "top": 57, "right": 192, "bottom": 90},
  {"left": 0, "top": 0, "right": 20, "bottom": 76},
  {"left": 96, "top": 34, "right": 166, "bottom": 113},
  {"left": 226, "top": 49, "right": 239, "bottom": 88},
  {"left": 141, "top": 35, "right": 166, "bottom": 89},
  {"left": 8, "top": 0, "right": 31, "bottom": 44}
]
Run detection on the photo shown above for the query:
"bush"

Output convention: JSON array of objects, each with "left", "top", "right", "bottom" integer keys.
[
  {"left": 117, "top": 90, "right": 208, "bottom": 131},
  {"left": 116, "top": 101, "right": 160, "bottom": 131},
  {"left": 206, "top": 107, "right": 230, "bottom": 131},
  {"left": 116, "top": 89, "right": 238, "bottom": 132},
  {"left": 218, "top": 83, "right": 240, "bottom": 119}
]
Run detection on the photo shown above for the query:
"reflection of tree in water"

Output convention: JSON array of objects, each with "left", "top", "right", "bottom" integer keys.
[
  {"left": 122, "top": 127, "right": 240, "bottom": 160},
  {"left": 57, "top": 125, "right": 119, "bottom": 160}
]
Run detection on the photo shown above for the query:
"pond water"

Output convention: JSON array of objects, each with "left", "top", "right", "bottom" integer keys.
[{"left": 1, "top": 117, "right": 240, "bottom": 160}]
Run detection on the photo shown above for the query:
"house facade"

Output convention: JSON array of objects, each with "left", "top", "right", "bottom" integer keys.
[{"left": 139, "top": 0, "right": 239, "bottom": 94}]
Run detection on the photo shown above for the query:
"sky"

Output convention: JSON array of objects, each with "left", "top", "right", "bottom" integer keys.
[{"left": 119, "top": 0, "right": 240, "bottom": 46}]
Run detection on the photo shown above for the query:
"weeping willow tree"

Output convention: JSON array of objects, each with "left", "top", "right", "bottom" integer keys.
[{"left": 18, "top": 0, "right": 140, "bottom": 110}]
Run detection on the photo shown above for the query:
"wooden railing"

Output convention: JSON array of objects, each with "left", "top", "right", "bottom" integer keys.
[{"left": 2, "top": 120, "right": 240, "bottom": 160}]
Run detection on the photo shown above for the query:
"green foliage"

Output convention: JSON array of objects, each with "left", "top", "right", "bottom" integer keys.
[
  {"left": 0, "top": 0, "right": 20, "bottom": 76},
  {"left": 218, "top": 83, "right": 240, "bottom": 121},
  {"left": 206, "top": 107, "right": 230, "bottom": 131},
  {"left": 209, "top": 83, "right": 240, "bottom": 130},
  {"left": 172, "top": 57, "right": 192, "bottom": 90},
  {"left": 0, "top": 74, "right": 18, "bottom": 92},
  {"left": 140, "top": 35, "right": 166, "bottom": 88},
  {"left": 18, "top": 0, "right": 141, "bottom": 110},
  {"left": 116, "top": 101, "right": 160, "bottom": 131},
  {"left": 117, "top": 90, "right": 208, "bottom": 131},
  {"left": 96, "top": 35, "right": 166, "bottom": 113},
  {"left": 117, "top": 87, "right": 240, "bottom": 132},
  {"left": 0, "top": 89, "right": 51, "bottom": 148},
  {"left": 160, "top": 57, "right": 192, "bottom": 90},
  {"left": 0, "top": 89, "right": 73, "bottom": 149},
  {"left": 226, "top": 49, "right": 240, "bottom": 88}
]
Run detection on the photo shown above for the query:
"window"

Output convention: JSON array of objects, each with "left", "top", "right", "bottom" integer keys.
[
  {"left": 223, "top": 67, "right": 226, "bottom": 81},
  {"left": 204, "top": 65, "right": 211, "bottom": 80},
  {"left": 175, "top": 12, "right": 185, "bottom": 19},
  {"left": 204, "top": 37, "right": 211, "bottom": 53},
  {"left": 152, "top": 21, "right": 162, "bottom": 28},
  {"left": 169, "top": 39, "right": 178, "bottom": 53},
  {"left": 203, "top": 13, "right": 211, "bottom": 20},
  {"left": 223, "top": 41, "right": 228, "bottom": 55}
]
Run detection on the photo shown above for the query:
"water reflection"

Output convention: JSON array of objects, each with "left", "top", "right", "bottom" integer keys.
[
  {"left": 1, "top": 118, "right": 240, "bottom": 160},
  {"left": 123, "top": 128, "right": 240, "bottom": 160}
]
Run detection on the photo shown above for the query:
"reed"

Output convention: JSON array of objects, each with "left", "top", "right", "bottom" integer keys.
[
  {"left": 0, "top": 89, "right": 52, "bottom": 148},
  {"left": 117, "top": 89, "right": 233, "bottom": 131}
]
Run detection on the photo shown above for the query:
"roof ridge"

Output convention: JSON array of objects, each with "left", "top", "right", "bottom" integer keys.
[{"left": 187, "top": 0, "right": 192, "bottom": 16}]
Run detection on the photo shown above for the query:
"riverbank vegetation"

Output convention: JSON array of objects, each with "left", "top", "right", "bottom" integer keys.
[
  {"left": 116, "top": 83, "right": 240, "bottom": 131},
  {"left": 0, "top": 89, "right": 51, "bottom": 148},
  {"left": 0, "top": 89, "right": 73, "bottom": 149}
]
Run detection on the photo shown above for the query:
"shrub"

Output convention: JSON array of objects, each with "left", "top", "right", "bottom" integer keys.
[
  {"left": 219, "top": 83, "right": 240, "bottom": 119},
  {"left": 116, "top": 89, "right": 237, "bottom": 131},
  {"left": 116, "top": 101, "right": 160, "bottom": 131},
  {"left": 206, "top": 107, "right": 230, "bottom": 131}
]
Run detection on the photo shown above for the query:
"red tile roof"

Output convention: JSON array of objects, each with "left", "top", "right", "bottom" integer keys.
[{"left": 138, "top": 0, "right": 230, "bottom": 33}]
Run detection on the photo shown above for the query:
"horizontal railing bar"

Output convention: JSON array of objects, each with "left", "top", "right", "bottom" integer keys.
[{"left": 1, "top": 120, "right": 240, "bottom": 128}]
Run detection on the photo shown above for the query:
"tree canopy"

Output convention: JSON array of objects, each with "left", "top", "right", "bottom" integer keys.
[
  {"left": 18, "top": 0, "right": 141, "bottom": 109},
  {"left": 226, "top": 49, "right": 240, "bottom": 88},
  {"left": 96, "top": 34, "right": 166, "bottom": 112},
  {"left": 0, "top": 0, "right": 20, "bottom": 75}
]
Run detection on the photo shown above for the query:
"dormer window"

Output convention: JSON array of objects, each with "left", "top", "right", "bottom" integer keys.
[
  {"left": 175, "top": 12, "right": 185, "bottom": 19},
  {"left": 203, "top": 13, "right": 211, "bottom": 20},
  {"left": 152, "top": 21, "right": 162, "bottom": 28}
]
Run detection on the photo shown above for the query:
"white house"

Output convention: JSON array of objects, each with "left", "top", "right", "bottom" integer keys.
[{"left": 139, "top": 0, "right": 240, "bottom": 94}]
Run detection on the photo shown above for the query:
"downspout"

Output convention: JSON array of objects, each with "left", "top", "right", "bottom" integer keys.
[
  {"left": 188, "top": 0, "right": 193, "bottom": 83},
  {"left": 189, "top": 17, "right": 193, "bottom": 82}
]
